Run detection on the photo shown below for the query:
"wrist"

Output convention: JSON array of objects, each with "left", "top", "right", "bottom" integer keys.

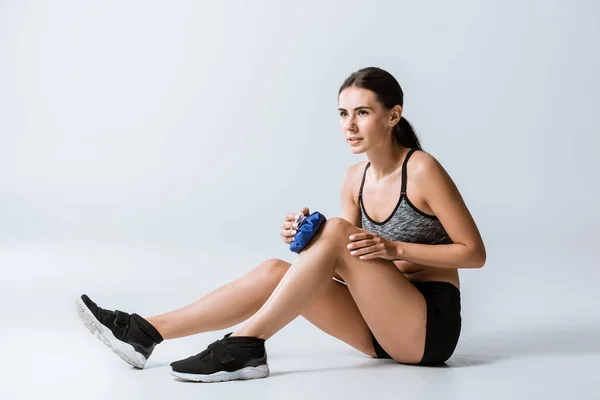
[{"left": 395, "top": 241, "right": 405, "bottom": 259}]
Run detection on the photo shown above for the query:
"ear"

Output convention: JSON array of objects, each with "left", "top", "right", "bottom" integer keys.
[{"left": 388, "top": 105, "right": 403, "bottom": 127}]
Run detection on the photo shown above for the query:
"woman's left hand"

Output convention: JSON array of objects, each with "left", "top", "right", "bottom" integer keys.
[{"left": 346, "top": 229, "right": 400, "bottom": 261}]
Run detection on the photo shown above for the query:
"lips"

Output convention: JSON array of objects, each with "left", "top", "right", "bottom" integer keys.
[{"left": 347, "top": 137, "right": 362, "bottom": 142}]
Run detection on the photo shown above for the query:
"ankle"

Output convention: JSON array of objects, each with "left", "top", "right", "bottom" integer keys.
[{"left": 136, "top": 315, "right": 166, "bottom": 343}]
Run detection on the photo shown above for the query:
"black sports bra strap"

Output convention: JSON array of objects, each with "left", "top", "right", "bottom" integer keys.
[
  {"left": 400, "top": 149, "right": 418, "bottom": 195},
  {"left": 358, "top": 161, "right": 371, "bottom": 198}
]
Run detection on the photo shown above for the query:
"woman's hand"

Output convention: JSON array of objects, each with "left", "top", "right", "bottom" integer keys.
[
  {"left": 346, "top": 229, "right": 400, "bottom": 261},
  {"left": 281, "top": 207, "right": 310, "bottom": 244}
]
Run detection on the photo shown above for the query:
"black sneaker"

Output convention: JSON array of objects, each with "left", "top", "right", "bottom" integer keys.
[
  {"left": 75, "top": 294, "right": 164, "bottom": 369},
  {"left": 170, "top": 332, "right": 269, "bottom": 382}
]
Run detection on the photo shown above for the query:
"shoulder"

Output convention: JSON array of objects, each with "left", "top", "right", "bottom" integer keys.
[
  {"left": 345, "top": 160, "right": 369, "bottom": 178},
  {"left": 409, "top": 150, "right": 459, "bottom": 205},
  {"left": 407, "top": 149, "right": 445, "bottom": 182},
  {"left": 407, "top": 149, "right": 456, "bottom": 201},
  {"left": 341, "top": 161, "right": 369, "bottom": 204},
  {"left": 343, "top": 160, "right": 369, "bottom": 187}
]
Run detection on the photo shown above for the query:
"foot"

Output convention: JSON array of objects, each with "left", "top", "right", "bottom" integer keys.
[
  {"left": 75, "top": 294, "right": 164, "bottom": 368},
  {"left": 170, "top": 332, "right": 269, "bottom": 382}
]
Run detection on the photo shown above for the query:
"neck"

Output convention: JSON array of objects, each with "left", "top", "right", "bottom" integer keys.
[{"left": 365, "top": 144, "right": 408, "bottom": 181}]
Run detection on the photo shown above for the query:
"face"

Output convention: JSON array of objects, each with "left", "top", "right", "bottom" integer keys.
[{"left": 337, "top": 86, "right": 401, "bottom": 154}]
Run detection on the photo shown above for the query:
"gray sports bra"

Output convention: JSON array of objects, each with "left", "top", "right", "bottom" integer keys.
[{"left": 359, "top": 149, "right": 453, "bottom": 245}]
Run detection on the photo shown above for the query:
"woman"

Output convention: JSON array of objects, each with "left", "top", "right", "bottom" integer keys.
[{"left": 75, "top": 66, "right": 486, "bottom": 382}]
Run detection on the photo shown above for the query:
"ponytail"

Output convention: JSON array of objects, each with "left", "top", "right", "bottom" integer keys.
[{"left": 393, "top": 116, "right": 422, "bottom": 150}]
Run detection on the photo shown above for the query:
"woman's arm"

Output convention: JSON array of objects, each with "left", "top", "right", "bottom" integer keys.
[
  {"left": 395, "top": 242, "right": 484, "bottom": 269},
  {"left": 398, "top": 152, "right": 486, "bottom": 269}
]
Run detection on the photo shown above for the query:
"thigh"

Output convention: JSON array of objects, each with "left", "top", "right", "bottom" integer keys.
[
  {"left": 272, "top": 260, "right": 377, "bottom": 358},
  {"left": 330, "top": 220, "right": 428, "bottom": 364}
]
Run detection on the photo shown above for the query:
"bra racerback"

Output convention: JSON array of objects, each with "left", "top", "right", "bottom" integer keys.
[{"left": 359, "top": 149, "right": 453, "bottom": 245}]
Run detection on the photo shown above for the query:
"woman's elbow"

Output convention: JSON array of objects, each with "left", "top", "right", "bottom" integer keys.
[{"left": 472, "top": 252, "right": 486, "bottom": 268}]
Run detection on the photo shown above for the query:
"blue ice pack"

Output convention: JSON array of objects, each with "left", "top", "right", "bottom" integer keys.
[{"left": 290, "top": 211, "right": 327, "bottom": 254}]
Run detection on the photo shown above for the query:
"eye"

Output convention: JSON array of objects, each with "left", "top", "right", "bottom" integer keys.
[
  {"left": 358, "top": 110, "right": 368, "bottom": 115},
  {"left": 339, "top": 111, "right": 347, "bottom": 117}
]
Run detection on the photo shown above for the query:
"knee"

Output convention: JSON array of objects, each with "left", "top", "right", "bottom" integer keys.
[
  {"left": 256, "top": 258, "right": 291, "bottom": 281},
  {"left": 319, "top": 217, "right": 353, "bottom": 240},
  {"left": 298, "top": 217, "right": 353, "bottom": 255}
]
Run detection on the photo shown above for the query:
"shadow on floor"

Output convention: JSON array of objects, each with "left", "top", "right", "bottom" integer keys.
[
  {"left": 268, "top": 361, "right": 394, "bottom": 378},
  {"left": 145, "top": 323, "right": 600, "bottom": 371},
  {"left": 448, "top": 323, "right": 600, "bottom": 367}
]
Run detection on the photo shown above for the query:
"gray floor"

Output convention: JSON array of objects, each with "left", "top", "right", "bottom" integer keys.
[{"left": 1, "top": 240, "right": 598, "bottom": 399}]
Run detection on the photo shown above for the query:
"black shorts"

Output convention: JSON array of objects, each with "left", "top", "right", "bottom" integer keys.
[{"left": 371, "top": 281, "right": 462, "bottom": 366}]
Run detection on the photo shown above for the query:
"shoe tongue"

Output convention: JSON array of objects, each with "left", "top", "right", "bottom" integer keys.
[{"left": 221, "top": 334, "right": 265, "bottom": 346}]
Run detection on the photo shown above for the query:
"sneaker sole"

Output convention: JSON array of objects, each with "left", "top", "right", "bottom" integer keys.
[
  {"left": 75, "top": 298, "right": 147, "bottom": 369},
  {"left": 170, "top": 364, "right": 270, "bottom": 382}
]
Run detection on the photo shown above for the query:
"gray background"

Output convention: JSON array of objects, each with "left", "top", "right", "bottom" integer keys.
[{"left": 1, "top": 0, "right": 598, "bottom": 399}]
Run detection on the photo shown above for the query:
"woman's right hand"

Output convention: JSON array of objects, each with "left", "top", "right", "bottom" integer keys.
[{"left": 281, "top": 207, "right": 310, "bottom": 244}]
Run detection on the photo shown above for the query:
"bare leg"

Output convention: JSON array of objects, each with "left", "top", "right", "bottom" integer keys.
[
  {"left": 146, "top": 259, "right": 284, "bottom": 340},
  {"left": 232, "top": 217, "right": 428, "bottom": 363},
  {"left": 232, "top": 220, "right": 340, "bottom": 339},
  {"left": 145, "top": 257, "right": 377, "bottom": 357}
]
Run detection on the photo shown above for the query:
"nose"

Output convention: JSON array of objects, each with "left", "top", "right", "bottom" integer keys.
[{"left": 344, "top": 115, "right": 357, "bottom": 131}]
